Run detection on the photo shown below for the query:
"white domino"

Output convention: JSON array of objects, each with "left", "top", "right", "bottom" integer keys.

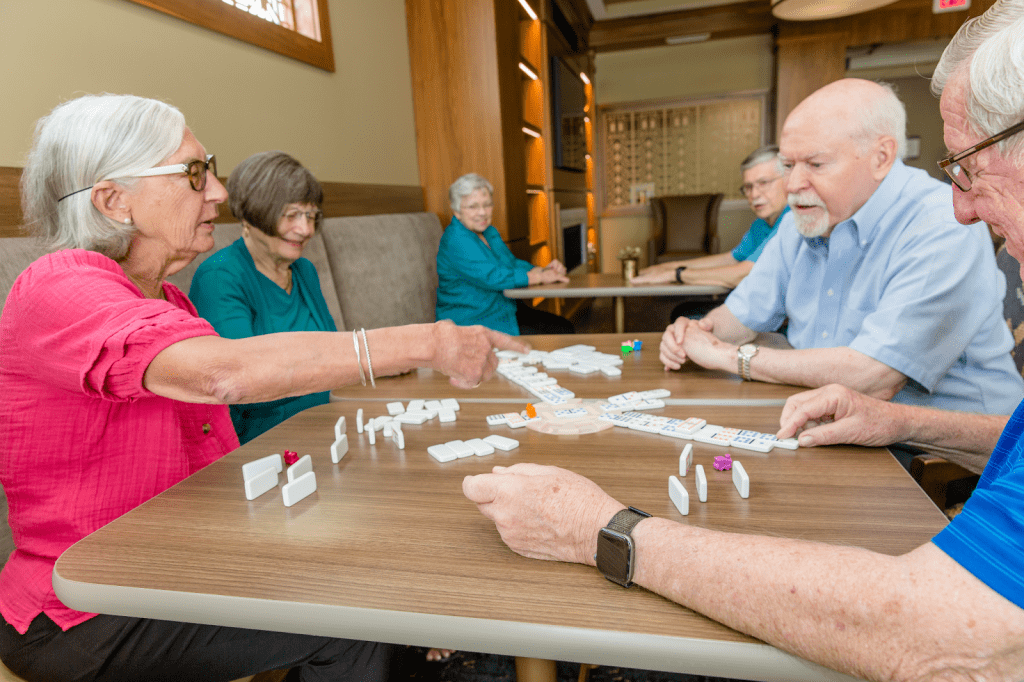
[
  {"left": 668, "top": 475, "right": 689, "bottom": 516},
  {"left": 394, "top": 429, "right": 405, "bottom": 450},
  {"left": 242, "top": 454, "right": 282, "bottom": 482},
  {"left": 445, "top": 440, "right": 475, "bottom": 458},
  {"left": 569, "top": 363, "right": 599, "bottom": 374},
  {"left": 367, "top": 427, "right": 376, "bottom": 445},
  {"left": 331, "top": 434, "right": 349, "bottom": 463},
  {"left": 732, "top": 461, "right": 750, "bottom": 498},
  {"left": 600, "top": 365, "right": 622, "bottom": 377},
  {"left": 244, "top": 467, "right": 278, "bottom": 500},
  {"left": 554, "top": 407, "right": 588, "bottom": 418},
  {"left": 356, "top": 408, "right": 364, "bottom": 433},
  {"left": 440, "top": 398, "right": 461, "bottom": 411},
  {"left": 424, "top": 400, "right": 442, "bottom": 411},
  {"left": 438, "top": 408, "right": 457, "bottom": 423},
  {"left": 396, "top": 412, "right": 428, "bottom": 425},
  {"left": 679, "top": 444, "right": 693, "bottom": 476},
  {"left": 730, "top": 434, "right": 773, "bottom": 452},
  {"left": 775, "top": 438, "right": 799, "bottom": 450},
  {"left": 334, "top": 416, "right": 347, "bottom": 441},
  {"left": 695, "top": 465, "right": 707, "bottom": 502},
  {"left": 505, "top": 413, "right": 529, "bottom": 428},
  {"left": 386, "top": 402, "right": 405, "bottom": 416},
  {"left": 287, "top": 454, "right": 313, "bottom": 482},
  {"left": 482, "top": 434, "right": 519, "bottom": 451},
  {"left": 486, "top": 414, "right": 509, "bottom": 426},
  {"left": 427, "top": 444, "right": 457, "bottom": 462},
  {"left": 407, "top": 399, "right": 426, "bottom": 412},
  {"left": 282, "top": 471, "right": 317, "bottom": 507},
  {"left": 465, "top": 438, "right": 495, "bottom": 456}
]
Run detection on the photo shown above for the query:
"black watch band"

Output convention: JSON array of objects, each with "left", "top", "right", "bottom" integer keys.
[
  {"left": 607, "top": 506, "right": 651, "bottom": 535},
  {"left": 675, "top": 266, "right": 686, "bottom": 283}
]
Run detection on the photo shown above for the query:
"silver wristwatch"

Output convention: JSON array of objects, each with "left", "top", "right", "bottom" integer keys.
[{"left": 737, "top": 343, "right": 759, "bottom": 381}]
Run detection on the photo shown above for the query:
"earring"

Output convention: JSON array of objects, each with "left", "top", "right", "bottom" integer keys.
[{"left": 123, "top": 218, "right": 132, "bottom": 226}]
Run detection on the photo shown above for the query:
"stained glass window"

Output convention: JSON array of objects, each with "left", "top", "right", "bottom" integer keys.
[
  {"left": 221, "top": 0, "right": 321, "bottom": 41},
  {"left": 600, "top": 95, "right": 766, "bottom": 208}
]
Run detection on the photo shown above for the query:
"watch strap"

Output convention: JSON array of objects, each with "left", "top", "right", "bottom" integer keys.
[
  {"left": 606, "top": 506, "right": 651, "bottom": 535},
  {"left": 675, "top": 266, "right": 686, "bottom": 283}
]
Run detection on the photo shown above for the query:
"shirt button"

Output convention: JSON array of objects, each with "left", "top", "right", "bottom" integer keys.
[
  {"left": 822, "top": 331, "right": 829, "bottom": 339},
  {"left": 202, "top": 423, "right": 212, "bottom": 434},
  {"left": 827, "top": 289, "right": 834, "bottom": 296}
]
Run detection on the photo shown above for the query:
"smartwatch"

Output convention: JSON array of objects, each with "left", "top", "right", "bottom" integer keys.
[
  {"left": 675, "top": 266, "right": 687, "bottom": 283},
  {"left": 595, "top": 506, "right": 651, "bottom": 587},
  {"left": 737, "top": 343, "right": 759, "bottom": 381}
]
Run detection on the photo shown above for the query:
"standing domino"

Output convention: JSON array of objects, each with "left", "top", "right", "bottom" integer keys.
[
  {"left": 367, "top": 427, "right": 376, "bottom": 445},
  {"left": 334, "top": 416, "right": 347, "bottom": 441},
  {"left": 287, "top": 455, "right": 313, "bottom": 482},
  {"left": 394, "top": 429, "right": 405, "bottom": 450},
  {"left": 331, "top": 434, "right": 349, "bottom": 463},
  {"left": 356, "top": 408, "right": 364, "bottom": 434},
  {"left": 668, "top": 475, "right": 689, "bottom": 516},
  {"left": 694, "top": 464, "right": 707, "bottom": 502},
  {"left": 282, "top": 471, "right": 317, "bottom": 507},
  {"left": 732, "top": 461, "right": 750, "bottom": 498},
  {"left": 679, "top": 444, "right": 693, "bottom": 476},
  {"left": 242, "top": 454, "right": 283, "bottom": 482},
  {"left": 244, "top": 468, "right": 279, "bottom": 500}
]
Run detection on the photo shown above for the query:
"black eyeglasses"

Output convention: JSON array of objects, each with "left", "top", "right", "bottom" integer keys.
[{"left": 938, "top": 120, "right": 1024, "bottom": 192}]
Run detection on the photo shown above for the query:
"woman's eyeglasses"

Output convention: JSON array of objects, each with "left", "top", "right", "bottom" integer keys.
[{"left": 58, "top": 154, "right": 217, "bottom": 202}]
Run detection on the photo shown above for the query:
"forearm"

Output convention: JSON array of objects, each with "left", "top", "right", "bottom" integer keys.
[
  {"left": 144, "top": 325, "right": 435, "bottom": 404},
  {"left": 680, "top": 261, "right": 752, "bottom": 288},
  {"left": 900, "top": 404, "right": 1008, "bottom": 458},
  {"left": 626, "top": 519, "right": 1024, "bottom": 682}
]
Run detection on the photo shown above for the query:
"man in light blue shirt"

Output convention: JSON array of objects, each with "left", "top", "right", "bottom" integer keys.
[{"left": 660, "top": 78, "right": 1022, "bottom": 415}]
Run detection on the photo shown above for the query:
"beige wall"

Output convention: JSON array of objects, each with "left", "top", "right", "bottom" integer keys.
[
  {"left": 594, "top": 35, "right": 774, "bottom": 105},
  {"left": 0, "top": 0, "right": 419, "bottom": 185},
  {"left": 890, "top": 75, "right": 946, "bottom": 182}
]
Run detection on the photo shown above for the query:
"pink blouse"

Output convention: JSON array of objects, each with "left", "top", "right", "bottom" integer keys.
[{"left": 0, "top": 250, "right": 239, "bottom": 634}]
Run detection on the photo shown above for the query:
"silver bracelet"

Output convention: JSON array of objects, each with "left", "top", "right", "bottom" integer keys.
[
  {"left": 361, "top": 328, "right": 376, "bottom": 388},
  {"left": 352, "top": 331, "right": 366, "bottom": 386}
]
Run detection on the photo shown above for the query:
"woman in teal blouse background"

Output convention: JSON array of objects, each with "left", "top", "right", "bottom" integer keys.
[
  {"left": 190, "top": 151, "right": 335, "bottom": 444},
  {"left": 435, "top": 173, "right": 574, "bottom": 335}
]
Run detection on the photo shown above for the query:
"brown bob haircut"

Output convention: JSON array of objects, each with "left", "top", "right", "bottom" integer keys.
[{"left": 227, "top": 151, "right": 323, "bottom": 236}]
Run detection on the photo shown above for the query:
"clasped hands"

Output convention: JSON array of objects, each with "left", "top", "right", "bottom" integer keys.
[
  {"left": 528, "top": 260, "right": 569, "bottom": 285},
  {"left": 659, "top": 316, "right": 735, "bottom": 372}
]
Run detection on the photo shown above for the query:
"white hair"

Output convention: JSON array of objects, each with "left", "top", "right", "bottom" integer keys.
[
  {"left": 740, "top": 145, "right": 783, "bottom": 174},
  {"left": 855, "top": 81, "right": 908, "bottom": 159},
  {"left": 448, "top": 173, "right": 494, "bottom": 214},
  {"left": 21, "top": 94, "right": 186, "bottom": 259},
  {"left": 932, "top": 0, "right": 1024, "bottom": 164}
]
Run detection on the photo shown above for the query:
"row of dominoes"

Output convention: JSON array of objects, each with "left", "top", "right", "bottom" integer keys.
[
  {"left": 598, "top": 389, "right": 672, "bottom": 412},
  {"left": 496, "top": 365, "right": 578, "bottom": 405},
  {"left": 354, "top": 400, "right": 463, "bottom": 449},
  {"left": 668, "top": 444, "right": 750, "bottom": 515},
  {"left": 598, "top": 411, "right": 797, "bottom": 451},
  {"left": 496, "top": 344, "right": 624, "bottom": 378},
  {"left": 485, "top": 410, "right": 542, "bottom": 428},
  {"left": 427, "top": 434, "right": 520, "bottom": 462},
  {"left": 242, "top": 453, "right": 318, "bottom": 507}
]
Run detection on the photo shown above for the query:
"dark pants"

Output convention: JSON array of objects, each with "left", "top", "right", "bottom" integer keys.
[
  {"left": 0, "top": 613, "right": 390, "bottom": 682},
  {"left": 515, "top": 300, "right": 575, "bottom": 335}
]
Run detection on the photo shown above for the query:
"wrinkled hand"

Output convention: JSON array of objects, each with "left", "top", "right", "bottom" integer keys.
[
  {"left": 463, "top": 463, "right": 624, "bottom": 565},
  {"left": 777, "top": 384, "right": 905, "bottom": 447},
  {"left": 430, "top": 320, "right": 530, "bottom": 389},
  {"left": 674, "top": 318, "right": 730, "bottom": 371},
  {"left": 661, "top": 316, "right": 718, "bottom": 369},
  {"left": 545, "top": 260, "right": 568, "bottom": 277}
]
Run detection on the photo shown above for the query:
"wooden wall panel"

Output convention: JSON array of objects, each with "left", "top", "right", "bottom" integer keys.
[
  {"left": 0, "top": 166, "right": 424, "bottom": 239},
  {"left": 775, "top": 34, "right": 847, "bottom": 138}
]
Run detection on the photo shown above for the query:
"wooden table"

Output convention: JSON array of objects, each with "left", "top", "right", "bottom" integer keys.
[
  {"left": 332, "top": 333, "right": 804, "bottom": 405},
  {"left": 54, "top": 399, "right": 947, "bottom": 682},
  {"left": 503, "top": 273, "right": 729, "bottom": 334}
]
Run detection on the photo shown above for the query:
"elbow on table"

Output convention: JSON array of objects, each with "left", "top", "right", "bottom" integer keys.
[{"left": 857, "top": 371, "right": 906, "bottom": 402}]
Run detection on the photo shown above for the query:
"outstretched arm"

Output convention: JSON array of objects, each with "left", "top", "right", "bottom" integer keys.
[{"left": 464, "top": 464, "right": 1024, "bottom": 682}]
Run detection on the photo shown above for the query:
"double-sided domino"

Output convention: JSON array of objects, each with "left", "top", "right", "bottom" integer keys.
[
  {"left": 287, "top": 454, "right": 313, "bottom": 482},
  {"left": 732, "top": 461, "right": 750, "bottom": 498},
  {"left": 427, "top": 444, "right": 457, "bottom": 462},
  {"left": 282, "top": 471, "right": 316, "bottom": 507},
  {"left": 482, "top": 434, "right": 519, "bottom": 451},
  {"left": 505, "top": 412, "right": 528, "bottom": 428},
  {"left": 486, "top": 414, "right": 509, "bottom": 426},
  {"left": 334, "top": 416, "right": 346, "bottom": 441},
  {"left": 694, "top": 464, "right": 707, "bottom": 502},
  {"left": 640, "top": 389, "right": 671, "bottom": 399},
  {"left": 668, "top": 475, "right": 689, "bottom": 516},
  {"left": 465, "top": 438, "right": 495, "bottom": 456},
  {"left": 679, "top": 444, "right": 693, "bottom": 476},
  {"left": 554, "top": 407, "right": 588, "bottom": 418},
  {"left": 386, "top": 402, "right": 405, "bottom": 416},
  {"left": 331, "top": 434, "right": 349, "bottom": 463}
]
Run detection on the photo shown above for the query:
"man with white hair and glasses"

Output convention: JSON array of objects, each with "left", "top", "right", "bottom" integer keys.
[
  {"left": 464, "top": 3, "right": 1024, "bottom": 679},
  {"left": 658, "top": 76, "right": 1023, "bottom": 418}
]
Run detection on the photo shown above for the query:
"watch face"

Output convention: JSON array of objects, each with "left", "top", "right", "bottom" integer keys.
[
  {"left": 596, "top": 528, "right": 634, "bottom": 586},
  {"left": 739, "top": 344, "right": 756, "bottom": 357}
]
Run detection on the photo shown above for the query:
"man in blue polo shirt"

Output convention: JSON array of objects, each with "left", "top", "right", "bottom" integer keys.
[
  {"left": 632, "top": 145, "right": 790, "bottom": 291},
  {"left": 659, "top": 77, "right": 1023, "bottom": 416}
]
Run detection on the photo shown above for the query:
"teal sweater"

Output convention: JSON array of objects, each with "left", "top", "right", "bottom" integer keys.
[
  {"left": 435, "top": 217, "right": 532, "bottom": 335},
  {"left": 190, "top": 237, "right": 337, "bottom": 444}
]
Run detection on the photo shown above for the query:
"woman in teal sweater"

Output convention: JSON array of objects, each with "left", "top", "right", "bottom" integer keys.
[
  {"left": 190, "top": 151, "right": 335, "bottom": 444},
  {"left": 435, "top": 173, "right": 574, "bottom": 335}
]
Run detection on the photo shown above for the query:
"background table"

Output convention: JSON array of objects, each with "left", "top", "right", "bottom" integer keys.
[
  {"left": 331, "top": 333, "right": 804, "bottom": 405},
  {"left": 55, "top": 401, "right": 947, "bottom": 682},
  {"left": 503, "top": 274, "right": 729, "bottom": 334}
]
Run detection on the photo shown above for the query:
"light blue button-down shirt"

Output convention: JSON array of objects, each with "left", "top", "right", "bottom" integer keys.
[{"left": 726, "top": 160, "right": 1023, "bottom": 415}]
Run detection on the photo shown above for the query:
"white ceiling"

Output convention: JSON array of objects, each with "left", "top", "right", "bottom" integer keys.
[{"left": 585, "top": 0, "right": 745, "bottom": 21}]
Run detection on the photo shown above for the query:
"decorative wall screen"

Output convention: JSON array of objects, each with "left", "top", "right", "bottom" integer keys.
[
  {"left": 222, "top": 0, "right": 321, "bottom": 41},
  {"left": 600, "top": 95, "right": 765, "bottom": 208}
]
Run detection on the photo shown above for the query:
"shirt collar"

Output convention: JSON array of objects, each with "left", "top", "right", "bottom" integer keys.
[{"left": 837, "top": 159, "right": 911, "bottom": 245}]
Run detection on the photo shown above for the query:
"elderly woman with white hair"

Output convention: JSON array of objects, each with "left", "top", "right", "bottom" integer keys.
[
  {"left": 435, "top": 173, "right": 574, "bottom": 335},
  {"left": 0, "top": 94, "right": 526, "bottom": 681}
]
